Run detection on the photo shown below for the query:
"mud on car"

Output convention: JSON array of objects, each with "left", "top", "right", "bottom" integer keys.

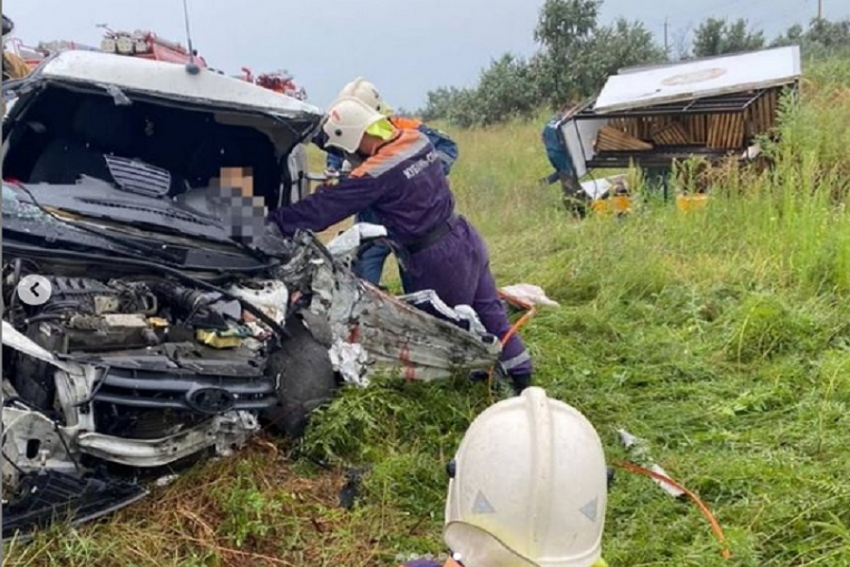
[{"left": 0, "top": 51, "right": 501, "bottom": 540}]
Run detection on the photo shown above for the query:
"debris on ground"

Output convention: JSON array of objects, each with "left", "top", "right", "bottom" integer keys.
[{"left": 617, "top": 429, "right": 685, "bottom": 499}]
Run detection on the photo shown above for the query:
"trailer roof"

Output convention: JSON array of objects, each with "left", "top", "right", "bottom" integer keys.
[
  {"left": 594, "top": 45, "right": 801, "bottom": 113},
  {"left": 577, "top": 88, "right": 772, "bottom": 118}
]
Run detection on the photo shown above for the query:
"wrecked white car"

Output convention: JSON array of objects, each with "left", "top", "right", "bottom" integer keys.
[{"left": 1, "top": 50, "right": 501, "bottom": 540}]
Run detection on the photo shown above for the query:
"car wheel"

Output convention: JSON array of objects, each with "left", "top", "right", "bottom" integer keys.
[{"left": 261, "top": 314, "right": 339, "bottom": 439}]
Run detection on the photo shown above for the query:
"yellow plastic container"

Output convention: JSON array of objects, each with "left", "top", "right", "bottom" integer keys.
[
  {"left": 676, "top": 193, "right": 708, "bottom": 211},
  {"left": 591, "top": 195, "right": 632, "bottom": 215}
]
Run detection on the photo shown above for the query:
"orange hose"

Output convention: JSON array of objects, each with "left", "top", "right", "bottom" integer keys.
[
  {"left": 486, "top": 291, "right": 537, "bottom": 402},
  {"left": 615, "top": 461, "right": 732, "bottom": 560},
  {"left": 497, "top": 291, "right": 537, "bottom": 347}
]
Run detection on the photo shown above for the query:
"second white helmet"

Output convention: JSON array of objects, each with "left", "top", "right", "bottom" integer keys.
[
  {"left": 337, "top": 77, "right": 392, "bottom": 116},
  {"left": 444, "top": 387, "right": 608, "bottom": 567},
  {"left": 322, "top": 96, "right": 385, "bottom": 154}
]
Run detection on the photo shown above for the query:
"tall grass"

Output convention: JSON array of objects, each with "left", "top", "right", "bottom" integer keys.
[{"left": 5, "top": 57, "right": 850, "bottom": 566}]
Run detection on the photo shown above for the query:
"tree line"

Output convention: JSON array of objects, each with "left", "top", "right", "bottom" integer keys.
[{"left": 420, "top": 0, "right": 850, "bottom": 127}]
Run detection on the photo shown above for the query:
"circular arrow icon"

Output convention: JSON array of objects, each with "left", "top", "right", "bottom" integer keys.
[{"left": 16, "top": 275, "right": 53, "bottom": 306}]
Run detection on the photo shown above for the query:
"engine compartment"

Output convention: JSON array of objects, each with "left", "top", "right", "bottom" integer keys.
[{"left": 2, "top": 260, "right": 284, "bottom": 440}]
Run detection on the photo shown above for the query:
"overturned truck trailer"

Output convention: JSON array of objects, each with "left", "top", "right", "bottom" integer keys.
[{"left": 543, "top": 45, "right": 802, "bottom": 212}]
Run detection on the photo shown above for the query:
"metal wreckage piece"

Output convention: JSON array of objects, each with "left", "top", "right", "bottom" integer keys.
[{"left": 270, "top": 227, "right": 503, "bottom": 387}]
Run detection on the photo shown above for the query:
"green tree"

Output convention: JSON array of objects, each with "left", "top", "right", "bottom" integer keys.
[
  {"left": 421, "top": 86, "right": 465, "bottom": 122},
  {"left": 421, "top": 0, "right": 666, "bottom": 126},
  {"left": 533, "top": 1, "right": 664, "bottom": 106},
  {"left": 770, "top": 18, "right": 850, "bottom": 59},
  {"left": 771, "top": 23, "right": 804, "bottom": 47},
  {"left": 533, "top": 0, "right": 604, "bottom": 103},
  {"left": 807, "top": 17, "right": 850, "bottom": 49},
  {"left": 595, "top": 18, "right": 667, "bottom": 77},
  {"left": 473, "top": 53, "right": 541, "bottom": 125},
  {"left": 692, "top": 17, "right": 765, "bottom": 57}
]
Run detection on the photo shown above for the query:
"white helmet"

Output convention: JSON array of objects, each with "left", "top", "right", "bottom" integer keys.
[
  {"left": 444, "top": 387, "right": 608, "bottom": 567},
  {"left": 337, "top": 76, "right": 392, "bottom": 116},
  {"left": 322, "top": 96, "right": 385, "bottom": 154}
]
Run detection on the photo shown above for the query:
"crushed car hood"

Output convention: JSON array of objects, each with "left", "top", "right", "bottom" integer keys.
[{"left": 2, "top": 181, "right": 270, "bottom": 271}]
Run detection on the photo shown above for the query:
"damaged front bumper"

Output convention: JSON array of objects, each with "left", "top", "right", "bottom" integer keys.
[
  {"left": 1, "top": 400, "right": 259, "bottom": 542},
  {"left": 1, "top": 322, "right": 263, "bottom": 542},
  {"left": 75, "top": 411, "right": 259, "bottom": 467}
]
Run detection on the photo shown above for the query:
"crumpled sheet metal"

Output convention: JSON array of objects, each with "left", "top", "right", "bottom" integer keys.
[
  {"left": 285, "top": 235, "right": 501, "bottom": 385},
  {"left": 327, "top": 277, "right": 501, "bottom": 384},
  {"left": 329, "top": 340, "right": 370, "bottom": 387}
]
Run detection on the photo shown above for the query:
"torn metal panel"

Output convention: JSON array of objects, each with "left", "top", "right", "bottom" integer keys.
[
  {"left": 398, "top": 290, "right": 487, "bottom": 336},
  {"left": 282, "top": 232, "right": 502, "bottom": 385},
  {"left": 329, "top": 340, "right": 370, "bottom": 387},
  {"left": 324, "top": 274, "right": 501, "bottom": 384},
  {"left": 558, "top": 109, "right": 605, "bottom": 180},
  {"left": 2, "top": 408, "right": 77, "bottom": 488}
]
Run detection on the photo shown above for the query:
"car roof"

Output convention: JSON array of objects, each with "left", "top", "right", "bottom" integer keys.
[{"left": 33, "top": 49, "right": 323, "bottom": 119}]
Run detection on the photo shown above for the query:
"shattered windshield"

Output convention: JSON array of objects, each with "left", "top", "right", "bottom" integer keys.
[{"left": 2, "top": 182, "right": 56, "bottom": 222}]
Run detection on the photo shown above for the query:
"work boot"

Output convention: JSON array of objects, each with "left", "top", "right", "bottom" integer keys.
[
  {"left": 510, "top": 372, "right": 532, "bottom": 395},
  {"left": 468, "top": 369, "right": 490, "bottom": 383}
]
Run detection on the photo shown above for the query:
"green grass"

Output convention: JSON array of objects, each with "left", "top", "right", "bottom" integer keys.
[{"left": 6, "top": 57, "right": 850, "bottom": 566}]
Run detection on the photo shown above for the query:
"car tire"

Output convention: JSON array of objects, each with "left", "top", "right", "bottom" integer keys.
[{"left": 261, "top": 314, "right": 339, "bottom": 439}]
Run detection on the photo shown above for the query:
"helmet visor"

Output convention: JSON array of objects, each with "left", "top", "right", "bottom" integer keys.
[{"left": 444, "top": 522, "right": 537, "bottom": 567}]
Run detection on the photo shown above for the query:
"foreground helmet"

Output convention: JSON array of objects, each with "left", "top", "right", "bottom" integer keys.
[
  {"left": 322, "top": 96, "right": 385, "bottom": 154},
  {"left": 337, "top": 77, "right": 392, "bottom": 116},
  {"left": 2, "top": 14, "right": 13, "bottom": 38},
  {"left": 444, "top": 387, "right": 608, "bottom": 567}
]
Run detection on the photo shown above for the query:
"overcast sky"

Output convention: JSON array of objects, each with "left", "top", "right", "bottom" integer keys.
[{"left": 4, "top": 0, "right": 848, "bottom": 110}]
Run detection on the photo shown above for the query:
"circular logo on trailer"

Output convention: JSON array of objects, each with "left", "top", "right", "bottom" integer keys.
[
  {"left": 186, "top": 386, "right": 236, "bottom": 414},
  {"left": 661, "top": 67, "right": 726, "bottom": 86}
]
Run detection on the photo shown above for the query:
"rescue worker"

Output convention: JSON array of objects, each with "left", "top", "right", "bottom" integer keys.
[
  {"left": 270, "top": 96, "right": 532, "bottom": 392},
  {"left": 325, "top": 77, "right": 459, "bottom": 292},
  {"left": 402, "top": 386, "right": 609, "bottom": 567}
]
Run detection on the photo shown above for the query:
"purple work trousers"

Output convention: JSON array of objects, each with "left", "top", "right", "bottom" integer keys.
[
  {"left": 403, "top": 560, "right": 443, "bottom": 567},
  {"left": 403, "top": 215, "right": 533, "bottom": 382}
]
